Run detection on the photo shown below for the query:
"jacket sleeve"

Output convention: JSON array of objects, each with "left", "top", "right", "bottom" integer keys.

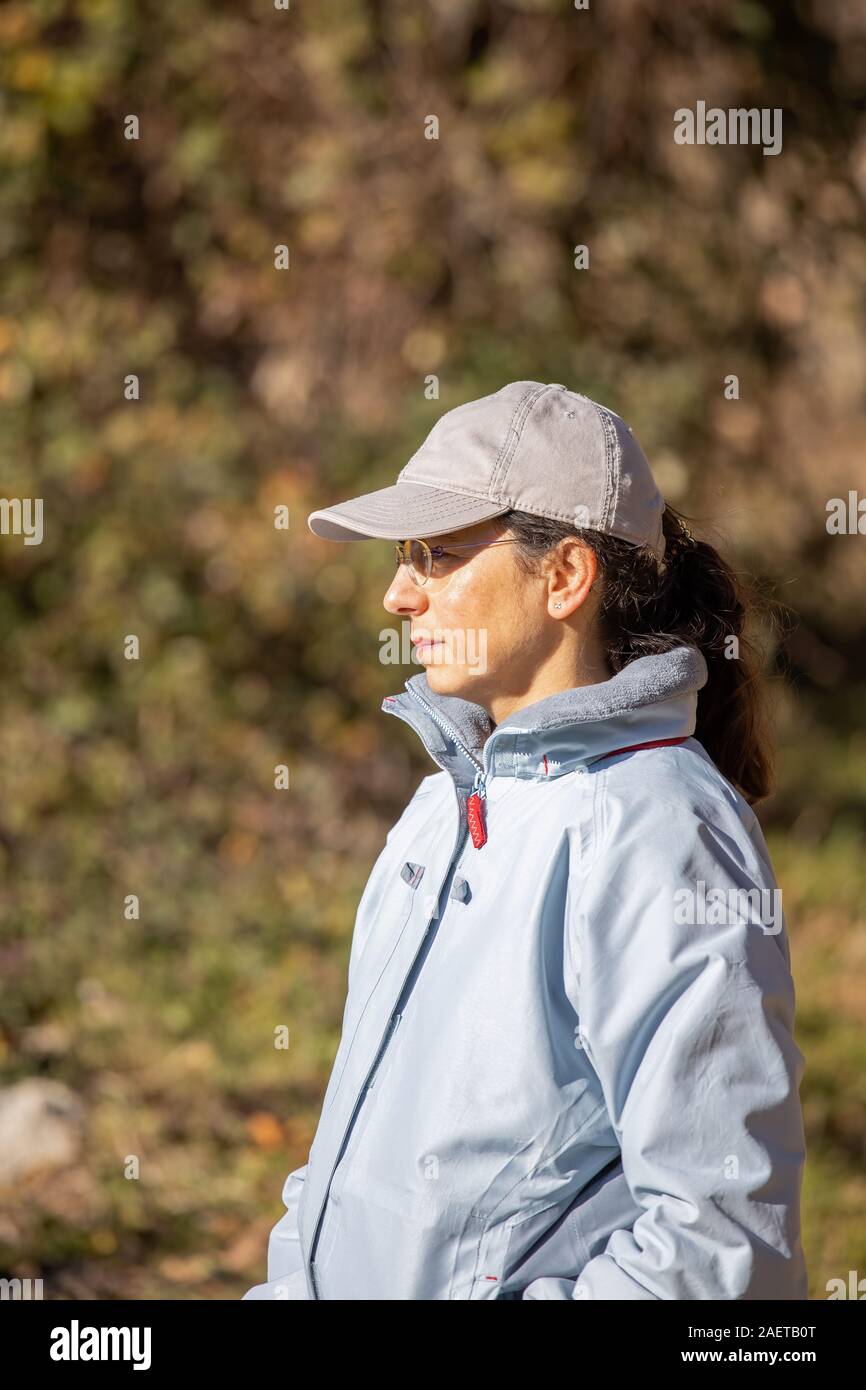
[
  {"left": 241, "top": 1164, "right": 309, "bottom": 1300},
  {"left": 523, "top": 795, "right": 808, "bottom": 1301}
]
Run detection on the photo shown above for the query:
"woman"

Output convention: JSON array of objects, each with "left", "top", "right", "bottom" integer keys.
[{"left": 243, "top": 381, "right": 808, "bottom": 1301}]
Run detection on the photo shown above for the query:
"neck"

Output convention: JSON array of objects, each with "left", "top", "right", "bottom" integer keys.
[{"left": 486, "top": 641, "right": 613, "bottom": 726}]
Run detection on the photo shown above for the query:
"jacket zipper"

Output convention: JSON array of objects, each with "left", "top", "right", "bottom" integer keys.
[
  {"left": 366, "top": 1012, "right": 402, "bottom": 1087},
  {"left": 405, "top": 684, "right": 490, "bottom": 849},
  {"left": 304, "top": 760, "right": 472, "bottom": 1298}
]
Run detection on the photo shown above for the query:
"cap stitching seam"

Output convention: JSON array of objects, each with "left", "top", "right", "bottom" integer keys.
[
  {"left": 607, "top": 409, "right": 622, "bottom": 527},
  {"left": 385, "top": 484, "right": 505, "bottom": 507},
  {"left": 332, "top": 490, "right": 505, "bottom": 515},
  {"left": 588, "top": 402, "right": 618, "bottom": 529},
  {"left": 488, "top": 383, "right": 553, "bottom": 495}
]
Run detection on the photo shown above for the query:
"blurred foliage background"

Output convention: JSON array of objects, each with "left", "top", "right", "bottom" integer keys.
[{"left": 0, "top": 0, "right": 864, "bottom": 1299}]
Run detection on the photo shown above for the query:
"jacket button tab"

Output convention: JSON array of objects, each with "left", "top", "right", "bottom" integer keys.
[
  {"left": 401, "top": 861, "right": 426, "bottom": 888},
  {"left": 450, "top": 876, "right": 471, "bottom": 904}
]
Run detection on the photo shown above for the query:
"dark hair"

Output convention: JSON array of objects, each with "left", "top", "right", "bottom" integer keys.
[{"left": 493, "top": 506, "right": 774, "bottom": 805}]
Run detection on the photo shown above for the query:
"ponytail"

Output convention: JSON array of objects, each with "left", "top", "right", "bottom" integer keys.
[{"left": 497, "top": 506, "right": 775, "bottom": 804}]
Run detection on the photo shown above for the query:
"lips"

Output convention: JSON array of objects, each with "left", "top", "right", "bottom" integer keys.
[{"left": 412, "top": 636, "right": 442, "bottom": 659}]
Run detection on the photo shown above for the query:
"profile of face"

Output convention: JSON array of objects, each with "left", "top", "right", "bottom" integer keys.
[{"left": 381, "top": 519, "right": 602, "bottom": 711}]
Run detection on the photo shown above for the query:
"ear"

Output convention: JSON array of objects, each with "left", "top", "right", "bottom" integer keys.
[{"left": 547, "top": 537, "right": 598, "bottom": 616}]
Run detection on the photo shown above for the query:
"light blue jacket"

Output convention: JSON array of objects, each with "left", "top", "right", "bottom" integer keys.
[{"left": 243, "top": 645, "right": 808, "bottom": 1300}]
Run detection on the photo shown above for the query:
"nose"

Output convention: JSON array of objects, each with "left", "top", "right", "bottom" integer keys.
[{"left": 383, "top": 564, "right": 428, "bottom": 616}]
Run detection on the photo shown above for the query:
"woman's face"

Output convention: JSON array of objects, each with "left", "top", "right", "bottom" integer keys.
[{"left": 381, "top": 519, "right": 598, "bottom": 706}]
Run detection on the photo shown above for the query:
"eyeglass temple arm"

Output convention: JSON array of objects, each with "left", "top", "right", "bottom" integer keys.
[{"left": 398, "top": 539, "right": 516, "bottom": 553}]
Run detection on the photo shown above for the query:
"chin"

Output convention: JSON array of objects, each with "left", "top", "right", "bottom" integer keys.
[{"left": 423, "top": 661, "right": 488, "bottom": 701}]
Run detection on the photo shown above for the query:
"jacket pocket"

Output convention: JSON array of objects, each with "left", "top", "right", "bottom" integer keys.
[{"left": 467, "top": 1152, "right": 642, "bottom": 1299}]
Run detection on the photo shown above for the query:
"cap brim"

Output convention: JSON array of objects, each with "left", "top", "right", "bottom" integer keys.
[{"left": 307, "top": 480, "right": 512, "bottom": 541}]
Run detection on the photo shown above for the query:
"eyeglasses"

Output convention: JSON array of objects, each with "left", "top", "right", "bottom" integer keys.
[{"left": 393, "top": 537, "right": 519, "bottom": 586}]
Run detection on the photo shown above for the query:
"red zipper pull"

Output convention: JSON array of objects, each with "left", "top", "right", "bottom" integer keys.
[{"left": 467, "top": 771, "right": 487, "bottom": 848}]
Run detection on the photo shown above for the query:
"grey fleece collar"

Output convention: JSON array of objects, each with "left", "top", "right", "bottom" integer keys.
[{"left": 382, "top": 645, "right": 708, "bottom": 789}]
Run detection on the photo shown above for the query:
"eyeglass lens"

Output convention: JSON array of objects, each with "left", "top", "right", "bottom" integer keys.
[{"left": 407, "top": 539, "right": 430, "bottom": 583}]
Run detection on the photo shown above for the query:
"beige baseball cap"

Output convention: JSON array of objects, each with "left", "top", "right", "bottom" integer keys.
[{"left": 307, "top": 380, "right": 666, "bottom": 560}]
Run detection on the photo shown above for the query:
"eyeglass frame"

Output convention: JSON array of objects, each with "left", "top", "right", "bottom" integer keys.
[{"left": 393, "top": 536, "right": 519, "bottom": 586}]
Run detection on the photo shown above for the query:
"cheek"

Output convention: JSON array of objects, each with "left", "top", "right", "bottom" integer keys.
[{"left": 437, "top": 570, "right": 525, "bottom": 654}]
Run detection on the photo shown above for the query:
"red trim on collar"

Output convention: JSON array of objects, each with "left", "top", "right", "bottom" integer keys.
[{"left": 593, "top": 735, "right": 689, "bottom": 763}]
